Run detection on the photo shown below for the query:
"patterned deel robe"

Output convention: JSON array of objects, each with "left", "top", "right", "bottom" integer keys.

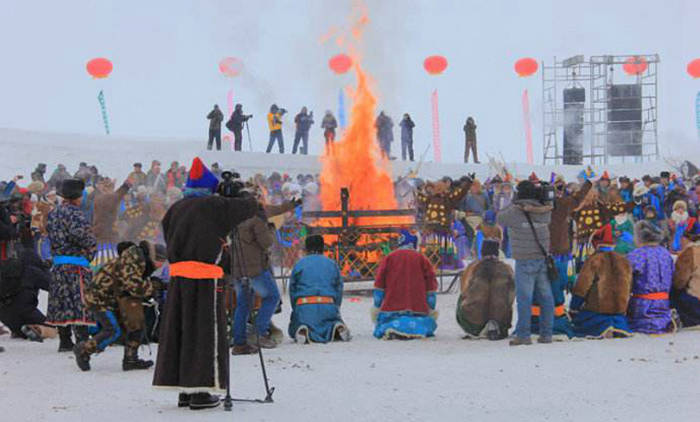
[
  {"left": 46, "top": 203, "right": 97, "bottom": 326},
  {"left": 84, "top": 245, "right": 153, "bottom": 312}
]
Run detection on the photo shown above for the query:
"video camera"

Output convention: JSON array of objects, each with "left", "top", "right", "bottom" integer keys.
[
  {"left": 535, "top": 182, "right": 555, "bottom": 205},
  {"left": 243, "top": 114, "right": 253, "bottom": 121},
  {"left": 278, "top": 108, "right": 287, "bottom": 115},
  {"left": 217, "top": 171, "right": 244, "bottom": 198}
]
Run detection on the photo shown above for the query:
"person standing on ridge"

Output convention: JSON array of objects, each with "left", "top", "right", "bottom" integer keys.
[
  {"left": 464, "top": 116, "right": 479, "bottom": 163},
  {"left": 207, "top": 105, "right": 224, "bottom": 151}
]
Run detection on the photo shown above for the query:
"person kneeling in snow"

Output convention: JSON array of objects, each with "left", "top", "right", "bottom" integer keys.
[
  {"left": 372, "top": 230, "right": 438, "bottom": 340},
  {"left": 671, "top": 234, "right": 700, "bottom": 328},
  {"left": 288, "top": 235, "right": 350, "bottom": 343},
  {"left": 626, "top": 221, "right": 676, "bottom": 334},
  {"left": 73, "top": 240, "right": 165, "bottom": 372},
  {"left": 570, "top": 225, "right": 633, "bottom": 338},
  {"left": 456, "top": 239, "right": 514, "bottom": 340}
]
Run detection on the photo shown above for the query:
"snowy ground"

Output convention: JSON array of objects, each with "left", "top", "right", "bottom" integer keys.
[{"left": 2, "top": 287, "right": 700, "bottom": 422}]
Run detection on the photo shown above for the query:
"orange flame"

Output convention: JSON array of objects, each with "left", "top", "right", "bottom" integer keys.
[{"left": 319, "top": 6, "right": 411, "bottom": 229}]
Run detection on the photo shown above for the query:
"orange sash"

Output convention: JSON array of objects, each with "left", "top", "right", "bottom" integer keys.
[
  {"left": 633, "top": 292, "right": 669, "bottom": 300},
  {"left": 531, "top": 305, "right": 566, "bottom": 317},
  {"left": 170, "top": 261, "right": 224, "bottom": 280},
  {"left": 295, "top": 296, "right": 335, "bottom": 306}
]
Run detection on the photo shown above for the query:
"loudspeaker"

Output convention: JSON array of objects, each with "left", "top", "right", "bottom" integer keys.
[
  {"left": 607, "top": 84, "right": 642, "bottom": 156},
  {"left": 563, "top": 88, "right": 585, "bottom": 165}
]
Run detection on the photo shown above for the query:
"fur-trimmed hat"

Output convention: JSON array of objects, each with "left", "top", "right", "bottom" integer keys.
[
  {"left": 634, "top": 220, "right": 664, "bottom": 245},
  {"left": 184, "top": 157, "right": 219, "bottom": 196},
  {"left": 673, "top": 200, "right": 688, "bottom": 211},
  {"left": 633, "top": 184, "right": 649, "bottom": 197},
  {"left": 58, "top": 179, "right": 85, "bottom": 200},
  {"left": 304, "top": 234, "right": 325, "bottom": 253},
  {"left": 27, "top": 181, "right": 45, "bottom": 194}
]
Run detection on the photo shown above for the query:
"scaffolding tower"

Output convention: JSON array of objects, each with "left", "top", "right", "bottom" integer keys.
[{"left": 542, "top": 54, "right": 659, "bottom": 165}]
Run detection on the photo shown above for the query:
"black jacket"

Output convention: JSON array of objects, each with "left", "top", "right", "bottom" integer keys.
[{"left": 0, "top": 246, "right": 51, "bottom": 332}]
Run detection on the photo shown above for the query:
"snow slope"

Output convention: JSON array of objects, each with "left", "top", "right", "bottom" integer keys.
[
  {"left": 1, "top": 290, "right": 699, "bottom": 422},
  {"left": 0, "top": 128, "right": 672, "bottom": 183}
]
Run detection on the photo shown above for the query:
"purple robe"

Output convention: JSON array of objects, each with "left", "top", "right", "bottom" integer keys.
[{"left": 626, "top": 245, "right": 674, "bottom": 334}]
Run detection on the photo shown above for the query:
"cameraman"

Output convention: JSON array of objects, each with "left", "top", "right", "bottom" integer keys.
[
  {"left": 226, "top": 104, "right": 252, "bottom": 152},
  {"left": 266, "top": 104, "right": 286, "bottom": 154},
  {"left": 292, "top": 106, "right": 314, "bottom": 155},
  {"left": 497, "top": 180, "right": 554, "bottom": 346}
]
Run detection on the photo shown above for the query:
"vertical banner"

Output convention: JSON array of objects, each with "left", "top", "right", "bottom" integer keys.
[
  {"left": 226, "top": 88, "right": 234, "bottom": 150},
  {"left": 696, "top": 91, "right": 700, "bottom": 142},
  {"left": 522, "top": 89, "right": 534, "bottom": 165},
  {"left": 431, "top": 89, "right": 442, "bottom": 163},
  {"left": 338, "top": 88, "right": 346, "bottom": 129},
  {"left": 97, "top": 90, "right": 110, "bottom": 135}
]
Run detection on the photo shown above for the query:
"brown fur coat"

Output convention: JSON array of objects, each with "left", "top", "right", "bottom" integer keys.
[
  {"left": 573, "top": 251, "right": 632, "bottom": 314},
  {"left": 673, "top": 244, "right": 700, "bottom": 300},
  {"left": 458, "top": 257, "right": 515, "bottom": 328}
]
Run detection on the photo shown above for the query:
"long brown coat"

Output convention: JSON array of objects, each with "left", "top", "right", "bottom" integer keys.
[
  {"left": 572, "top": 251, "right": 632, "bottom": 314},
  {"left": 673, "top": 244, "right": 700, "bottom": 300},
  {"left": 153, "top": 195, "right": 257, "bottom": 393},
  {"left": 549, "top": 180, "right": 592, "bottom": 255}
]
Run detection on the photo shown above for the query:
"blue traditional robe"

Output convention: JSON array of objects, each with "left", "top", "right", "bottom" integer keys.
[{"left": 288, "top": 254, "right": 346, "bottom": 343}]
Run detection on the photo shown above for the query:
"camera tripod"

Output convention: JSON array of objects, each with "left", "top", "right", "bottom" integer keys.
[{"left": 223, "top": 228, "right": 275, "bottom": 411}]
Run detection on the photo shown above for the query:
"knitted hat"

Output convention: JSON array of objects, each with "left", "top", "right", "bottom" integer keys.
[
  {"left": 184, "top": 157, "right": 219, "bottom": 196},
  {"left": 591, "top": 224, "right": 615, "bottom": 248},
  {"left": 304, "top": 234, "right": 325, "bottom": 254},
  {"left": 660, "top": 171, "right": 671, "bottom": 179},
  {"left": 600, "top": 171, "right": 610, "bottom": 181},
  {"left": 58, "top": 179, "right": 85, "bottom": 200},
  {"left": 634, "top": 220, "right": 664, "bottom": 245}
]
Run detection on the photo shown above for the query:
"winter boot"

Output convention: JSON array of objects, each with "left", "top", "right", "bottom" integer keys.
[
  {"left": 485, "top": 320, "right": 503, "bottom": 341},
  {"left": 178, "top": 393, "right": 191, "bottom": 408},
  {"left": 189, "top": 393, "right": 220, "bottom": 410},
  {"left": 73, "top": 343, "right": 91, "bottom": 372},
  {"left": 257, "top": 332, "right": 278, "bottom": 349},
  {"left": 73, "top": 325, "right": 89, "bottom": 343},
  {"left": 334, "top": 324, "right": 351, "bottom": 342},
  {"left": 58, "top": 326, "right": 74, "bottom": 352},
  {"left": 232, "top": 343, "right": 259, "bottom": 355},
  {"left": 21, "top": 325, "right": 43, "bottom": 342},
  {"left": 509, "top": 336, "right": 533, "bottom": 346},
  {"left": 295, "top": 326, "right": 309, "bottom": 344},
  {"left": 122, "top": 342, "right": 154, "bottom": 371},
  {"left": 537, "top": 336, "right": 553, "bottom": 344}
]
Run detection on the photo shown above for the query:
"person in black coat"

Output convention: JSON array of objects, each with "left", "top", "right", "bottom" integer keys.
[
  {"left": 399, "top": 113, "right": 415, "bottom": 162},
  {"left": 225, "top": 104, "right": 252, "bottom": 152},
  {"left": 0, "top": 235, "right": 55, "bottom": 342},
  {"left": 206, "top": 105, "right": 224, "bottom": 151}
]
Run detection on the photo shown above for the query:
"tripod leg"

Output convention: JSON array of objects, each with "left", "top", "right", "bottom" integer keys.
[
  {"left": 249, "top": 286, "right": 274, "bottom": 403},
  {"left": 223, "top": 280, "right": 233, "bottom": 411}
]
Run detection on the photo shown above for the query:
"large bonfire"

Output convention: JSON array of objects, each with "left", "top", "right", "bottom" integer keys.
[{"left": 319, "top": 10, "right": 407, "bottom": 227}]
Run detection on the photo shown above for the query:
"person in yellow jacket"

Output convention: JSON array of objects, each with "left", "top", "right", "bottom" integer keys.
[{"left": 266, "top": 104, "right": 286, "bottom": 153}]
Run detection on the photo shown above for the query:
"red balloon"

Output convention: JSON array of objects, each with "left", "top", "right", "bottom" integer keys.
[
  {"left": 623, "top": 56, "right": 648, "bottom": 75},
  {"left": 329, "top": 54, "right": 352, "bottom": 74},
  {"left": 687, "top": 59, "right": 700, "bottom": 79},
  {"left": 86, "top": 58, "right": 113, "bottom": 79},
  {"left": 219, "top": 57, "right": 243, "bottom": 77},
  {"left": 514, "top": 58, "right": 538, "bottom": 77},
  {"left": 424, "top": 55, "right": 448, "bottom": 75}
]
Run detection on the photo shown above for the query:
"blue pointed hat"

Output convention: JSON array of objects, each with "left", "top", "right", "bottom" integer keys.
[{"left": 185, "top": 157, "right": 219, "bottom": 193}]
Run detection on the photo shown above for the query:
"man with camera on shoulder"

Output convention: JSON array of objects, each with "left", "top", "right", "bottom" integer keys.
[
  {"left": 497, "top": 179, "right": 554, "bottom": 346},
  {"left": 266, "top": 104, "right": 287, "bottom": 154},
  {"left": 225, "top": 104, "right": 252, "bottom": 152}
]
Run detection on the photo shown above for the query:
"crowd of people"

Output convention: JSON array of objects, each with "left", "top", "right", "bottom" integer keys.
[
  {"left": 2, "top": 155, "right": 700, "bottom": 410},
  {"left": 206, "top": 104, "right": 480, "bottom": 162}
]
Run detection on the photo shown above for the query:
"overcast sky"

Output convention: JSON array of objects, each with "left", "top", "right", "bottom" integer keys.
[{"left": 1, "top": 0, "right": 699, "bottom": 162}]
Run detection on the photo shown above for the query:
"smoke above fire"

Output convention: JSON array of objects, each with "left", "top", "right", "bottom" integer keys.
[{"left": 319, "top": 5, "right": 406, "bottom": 226}]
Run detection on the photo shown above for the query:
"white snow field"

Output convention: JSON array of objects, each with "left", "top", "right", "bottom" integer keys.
[
  {"left": 1, "top": 128, "right": 699, "bottom": 422},
  {"left": 1, "top": 289, "right": 700, "bottom": 422}
]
